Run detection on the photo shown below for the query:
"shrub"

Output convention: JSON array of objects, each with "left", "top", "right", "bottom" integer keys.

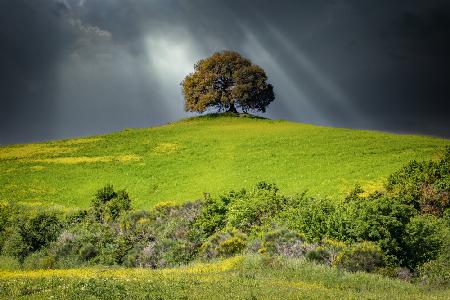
[
  {"left": 91, "top": 185, "right": 131, "bottom": 222},
  {"left": 0, "top": 202, "right": 11, "bottom": 250},
  {"left": 217, "top": 237, "right": 246, "bottom": 258},
  {"left": 1, "top": 231, "right": 29, "bottom": 261},
  {"left": 1, "top": 210, "right": 62, "bottom": 262},
  {"left": 403, "top": 215, "right": 447, "bottom": 269},
  {"left": 193, "top": 192, "right": 233, "bottom": 238},
  {"left": 149, "top": 200, "right": 201, "bottom": 241},
  {"left": 306, "top": 239, "right": 347, "bottom": 265},
  {"left": 386, "top": 146, "right": 450, "bottom": 215},
  {"left": 200, "top": 229, "right": 247, "bottom": 259},
  {"left": 259, "top": 228, "right": 307, "bottom": 258},
  {"left": 337, "top": 195, "right": 416, "bottom": 266},
  {"left": 416, "top": 226, "right": 450, "bottom": 287},
  {"left": 0, "top": 255, "right": 20, "bottom": 270},
  {"left": 226, "top": 183, "right": 288, "bottom": 233},
  {"left": 79, "top": 243, "right": 97, "bottom": 261},
  {"left": 417, "top": 256, "right": 450, "bottom": 287},
  {"left": 53, "top": 230, "right": 77, "bottom": 257},
  {"left": 276, "top": 194, "right": 337, "bottom": 242},
  {"left": 333, "top": 241, "right": 385, "bottom": 273},
  {"left": 22, "top": 250, "right": 55, "bottom": 270},
  {"left": 22, "top": 211, "right": 63, "bottom": 255}
]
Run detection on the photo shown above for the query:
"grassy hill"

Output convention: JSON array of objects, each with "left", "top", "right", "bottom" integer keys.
[{"left": 1, "top": 113, "right": 448, "bottom": 210}]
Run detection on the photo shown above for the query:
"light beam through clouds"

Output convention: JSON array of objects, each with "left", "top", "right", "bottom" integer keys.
[
  {"left": 265, "top": 24, "right": 363, "bottom": 125},
  {"left": 238, "top": 24, "right": 325, "bottom": 124}
]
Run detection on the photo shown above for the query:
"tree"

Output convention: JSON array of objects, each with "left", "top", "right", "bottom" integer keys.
[{"left": 181, "top": 50, "right": 275, "bottom": 114}]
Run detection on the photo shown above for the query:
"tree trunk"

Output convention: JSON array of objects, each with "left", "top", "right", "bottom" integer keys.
[{"left": 227, "top": 102, "right": 237, "bottom": 113}]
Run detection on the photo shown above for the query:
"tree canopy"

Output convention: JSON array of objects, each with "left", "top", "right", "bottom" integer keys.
[{"left": 181, "top": 51, "right": 275, "bottom": 113}]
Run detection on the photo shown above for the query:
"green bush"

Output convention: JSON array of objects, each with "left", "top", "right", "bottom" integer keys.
[
  {"left": 217, "top": 237, "right": 246, "bottom": 258},
  {"left": 337, "top": 195, "right": 417, "bottom": 266},
  {"left": 79, "top": 243, "right": 97, "bottom": 261},
  {"left": 417, "top": 256, "right": 450, "bottom": 287},
  {"left": 200, "top": 229, "right": 247, "bottom": 259},
  {"left": 276, "top": 194, "right": 337, "bottom": 242},
  {"left": 0, "top": 255, "right": 20, "bottom": 270},
  {"left": 226, "top": 183, "right": 288, "bottom": 233},
  {"left": 1, "top": 211, "right": 62, "bottom": 261},
  {"left": 91, "top": 185, "right": 131, "bottom": 223},
  {"left": 193, "top": 192, "right": 235, "bottom": 238},
  {"left": 404, "top": 215, "right": 447, "bottom": 269},
  {"left": 0, "top": 202, "right": 11, "bottom": 251},
  {"left": 333, "top": 241, "right": 385, "bottom": 273},
  {"left": 386, "top": 146, "right": 450, "bottom": 215},
  {"left": 416, "top": 226, "right": 450, "bottom": 287},
  {"left": 1, "top": 231, "right": 29, "bottom": 261},
  {"left": 22, "top": 250, "right": 55, "bottom": 270},
  {"left": 306, "top": 239, "right": 347, "bottom": 265}
]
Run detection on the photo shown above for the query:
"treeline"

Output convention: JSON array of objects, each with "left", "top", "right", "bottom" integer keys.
[{"left": 0, "top": 147, "right": 449, "bottom": 287}]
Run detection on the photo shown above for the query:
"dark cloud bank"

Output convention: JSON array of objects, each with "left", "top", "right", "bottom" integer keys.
[{"left": 1, "top": 0, "right": 449, "bottom": 145}]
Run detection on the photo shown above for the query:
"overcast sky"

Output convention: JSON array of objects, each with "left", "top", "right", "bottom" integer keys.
[{"left": 1, "top": 0, "right": 449, "bottom": 145}]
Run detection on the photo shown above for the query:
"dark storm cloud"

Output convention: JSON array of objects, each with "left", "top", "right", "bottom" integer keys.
[
  {"left": 1, "top": 0, "right": 449, "bottom": 145},
  {"left": 0, "top": 0, "right": 77, "bottom": 143}
]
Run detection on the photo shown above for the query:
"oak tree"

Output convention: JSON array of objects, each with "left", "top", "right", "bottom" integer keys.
[{"left": 181, "top": 51, "right": 275, "bottom": 113}]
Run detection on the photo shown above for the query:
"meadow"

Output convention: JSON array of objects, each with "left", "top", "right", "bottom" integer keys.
[
  {"left": 1, "top": 255, "right": 449, "bottom": 300},
  {"left": 1, "top": 114, "right": 448, "bottom": 209},
  {"left": 1, "top": 114, "right": 449, "bottom": 299}
]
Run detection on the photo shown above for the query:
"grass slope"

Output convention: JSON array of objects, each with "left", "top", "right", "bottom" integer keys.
[
  {"left": 1, "top": 114, "right": 448, "bottom": 209},
  {"left": 1, "top": 255, "right": 448, "bottom": 299}
]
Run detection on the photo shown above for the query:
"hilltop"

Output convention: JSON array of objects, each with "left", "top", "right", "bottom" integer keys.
[{"left": 0, "top": 113, "right": 448, "bottom": 209}]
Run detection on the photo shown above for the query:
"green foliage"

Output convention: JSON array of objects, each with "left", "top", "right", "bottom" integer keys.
[
  {"left": 276, "top": 194, "right": 337, "bottom": 242},
  {"left": 1, "top": 232, "right": 28, "bottom": 261},
  {"left": 417, "top": 231, "right": 450, "bottom": 287},
  {"left": 22, "top": 250, "right": 55, "bottom": 270},
  {"left": 0, "top": 256, "right": 20, "bottom": 270},
  {"left": 193, "top": 193, "right": 230, "bottom": 238},
  {"left": 404, "top": 215, "right": 448, "bottom": 269},
  {"left": 226, "top": 183, "right": 287, "bottom": 233},
  {"left": 2, "top": 211, "right": 62, "bottom": 261},
  {"left": 91, "top": 184, "right": 131, "bottom": 222},
  {"left": 417, "top": 244, "right": 450, "bottom": 288},
  {"left": 217, "top": 237, "right": 247, "bottom": 258},
  {"left": 79, "top": 243, "right": 97, "bottom": 261},
  {"left": 0, "top": 203, "right": 10, "bottom": 250},
  {"left": 306, "top": 239, "right": 347, "bottom": 265},
  {"left": 337, "top": 195, "right": 417, "bottom": 265},
  {"left": 386, "top": 146, "right": 450, "bottom": 215},
  {"left": 333, "top": 241, "right": 385, "bottom": 273},
  {"left": 200, "top": 229, "right": 247, "bottom": 259}
]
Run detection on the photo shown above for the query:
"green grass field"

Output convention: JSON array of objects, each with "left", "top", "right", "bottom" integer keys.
[
  {"left": 1, "top": 255, "right": 448, "bottom": 300},
  {"left": 1, "top": 114, "right": 449, "bottom": 209}
]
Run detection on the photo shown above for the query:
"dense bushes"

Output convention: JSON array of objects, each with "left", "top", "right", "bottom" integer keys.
[
  {"left": 386, "top": 147, "right": 450, "bottom": 216},
  {"left": 0, "top": 147, "right": 449, "bottom": 288},
  {"left": 2, "top": 211, "right": 62, "bottom": 262}
]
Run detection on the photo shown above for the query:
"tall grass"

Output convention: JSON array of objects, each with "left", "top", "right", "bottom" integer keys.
[{"left": 1, "top": 255, "right": 448, "bottom": 299}]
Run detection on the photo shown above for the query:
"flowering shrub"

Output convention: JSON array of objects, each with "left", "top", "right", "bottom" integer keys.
[
  {"left": 333, "top": 241, "right": 385, "bottom": 273},
  {"left": 200, "top": 229, "right": 247, "bottom": 259}
]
